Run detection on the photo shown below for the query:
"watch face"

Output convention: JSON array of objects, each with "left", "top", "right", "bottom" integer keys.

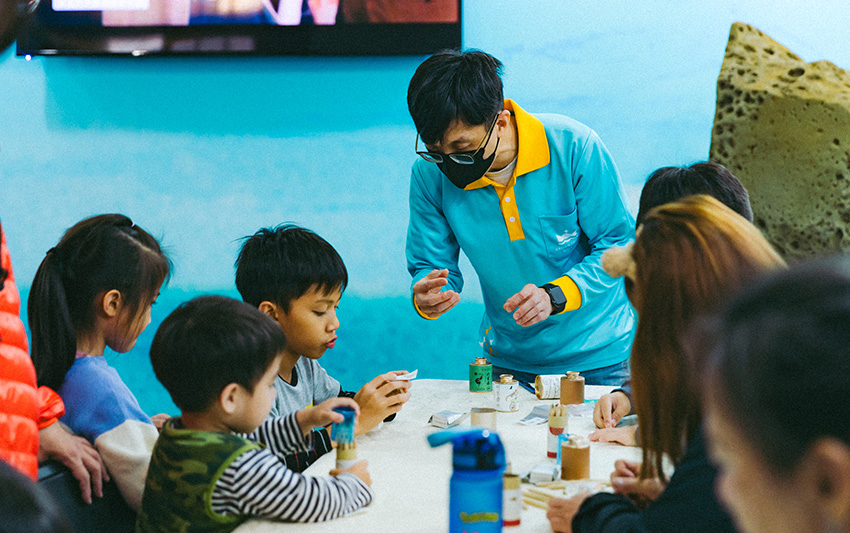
[
  {"left": 550, "top": 287, "right": 567, "bottom": 306},
  {"left": 545, "top": 284, "right": 567, "bottom": 312}
]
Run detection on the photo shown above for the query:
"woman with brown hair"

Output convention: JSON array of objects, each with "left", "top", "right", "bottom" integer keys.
[{"left": 547, "top": 194, "right": 786, "bottom": 532}]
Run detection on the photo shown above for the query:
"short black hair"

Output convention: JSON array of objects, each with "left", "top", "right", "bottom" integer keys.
[
  {"left": 150, "top": 296, "right": 286, "bottom": 413},
  {"left": 407, "top": 49, "right": 505, "bottom": 145},
  {"left": 234, "top": 224, "right": 348, "bottom": 311},
  {"left": 636, "top": 161, "right": 753, "bottom": 227},
  {"left": 706, "top": 256, "right": 850, "bottom": 474}
]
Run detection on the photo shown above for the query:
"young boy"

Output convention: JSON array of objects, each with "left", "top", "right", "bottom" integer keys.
[
  {"left": 137, "top": 296, "right": 372, "bottom": 532},
  {"left": 234, "top": 224, "right": 411, "bottom": 472}
]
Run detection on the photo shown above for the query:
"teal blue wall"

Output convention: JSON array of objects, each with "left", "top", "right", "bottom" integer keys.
[
  {"left": 2, "top": 1, "right": 849, "bottom": 413},
  {"left": 2, "top": 0, "right": 848, "bottom": 295}
]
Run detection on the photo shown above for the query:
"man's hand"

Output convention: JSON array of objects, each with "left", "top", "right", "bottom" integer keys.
[
  {"left": 38, "top": 422, "right": 109, "bottom": 504},
  {"left": 589, "top": 426, "right": 638, "bottom": 446},
  {"left": 547, "top": 492, "right": 591, "bottom": 533},
  {"left": 503, "top": 284, "right": 551, "bottom": 327},
  {"left": 330, "top": 459, "right": 372, "bottom": 486},
  {"left": 354, "top": 372, "right": 412, "bottom": 434},
  {"left": 412, "top": 269, "right": 460, "bottom": 318},
  {"left": 297, "top": 397, "right": 360, "bottom": 435},
  {"left": 592, "top": 391, "right": 632, "bottom": 429},
  {"left": 609, "top": 459, "right": 665, "bottom": 507}
]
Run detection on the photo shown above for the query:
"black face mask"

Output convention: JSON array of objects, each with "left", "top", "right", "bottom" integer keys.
[{"left": 437, "top": 135, "right": 501, "bottom": 190}]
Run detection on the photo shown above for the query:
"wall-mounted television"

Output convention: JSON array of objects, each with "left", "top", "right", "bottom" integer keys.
[{"left": 17, "top": 0, "right": 462, "bottom": 56}]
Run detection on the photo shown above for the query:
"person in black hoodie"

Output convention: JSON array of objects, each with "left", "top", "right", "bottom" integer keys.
[{"left": 547, "top": 195, "right": 785, "bottom": 533}]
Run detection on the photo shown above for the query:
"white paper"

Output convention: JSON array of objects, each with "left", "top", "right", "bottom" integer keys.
[
  {"left": 519, "top": 404, "right": 551, "bottom": 425},
  {"left": 392, "top": 369, "right": 418, "bottom": 381}
]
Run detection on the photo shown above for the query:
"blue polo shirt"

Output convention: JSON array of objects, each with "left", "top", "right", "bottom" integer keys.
[{"left": 406, "top": 100, "right": 635, "bottom": 374}]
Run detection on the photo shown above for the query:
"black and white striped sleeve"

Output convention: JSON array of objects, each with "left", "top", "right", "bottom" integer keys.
[
  {"left": 211, "top": 448, "right": 373, "bottom": 522},
  {"left": 243, "top": 413, "right": 313, "bottom": 456}
]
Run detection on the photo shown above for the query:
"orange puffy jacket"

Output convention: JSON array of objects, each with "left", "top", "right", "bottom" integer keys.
[{"left": 0, "top": 225, "right": 64, "bottom": 479}]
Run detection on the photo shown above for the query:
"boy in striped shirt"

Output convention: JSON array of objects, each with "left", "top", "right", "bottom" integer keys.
[{"left": 137, "top": 296, "right": 372, "bottom": 533}]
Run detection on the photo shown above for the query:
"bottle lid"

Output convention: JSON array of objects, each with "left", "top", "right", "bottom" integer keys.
[
  {"left": 565, "top": 371, "right": 580, "bottom": 380},
  {"left": 500, "top": 374, "right": 513, "bottom": 384},
  {"left": 474, "top": 357, "right": 489, "bottom": 365},
  {"left": 427, "top": 428, "right": 506, "bottom": 471}
]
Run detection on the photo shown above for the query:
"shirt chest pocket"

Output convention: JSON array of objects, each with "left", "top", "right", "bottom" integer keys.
[{"left": 539, "top": 209, "right": 580, "bottom": 261}]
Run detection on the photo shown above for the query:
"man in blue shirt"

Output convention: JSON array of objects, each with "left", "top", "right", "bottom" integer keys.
[{"left": 405, "top": 49, "right": 635, "bottom": 385}]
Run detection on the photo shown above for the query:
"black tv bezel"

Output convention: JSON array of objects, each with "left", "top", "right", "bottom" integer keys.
[{"left": 16, "top": 2, "right": 462, "bottom": 57}]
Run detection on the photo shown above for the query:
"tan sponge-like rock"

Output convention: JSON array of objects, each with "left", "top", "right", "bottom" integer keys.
[{"left": 710, "top": 22, "right": 850, "bottom": 260}]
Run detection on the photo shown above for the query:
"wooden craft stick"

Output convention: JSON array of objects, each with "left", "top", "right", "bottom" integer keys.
[
  {"left": 526, "top": 487, "right": 555, "bottom": 500},
  {"left": 522, "top": 497, "right": 549, "bottom": 510},
  {"left": 522, "top": 489, "right": 552, "bottom": 503}
]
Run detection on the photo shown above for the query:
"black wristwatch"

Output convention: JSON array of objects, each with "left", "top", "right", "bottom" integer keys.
[{"left": 540, "top": 283, "right": 567, "bottom": 314}]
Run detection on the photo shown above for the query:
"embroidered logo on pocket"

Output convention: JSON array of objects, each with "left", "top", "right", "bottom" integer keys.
[{"left": 556, "top": 229, "right": 578, "bottom": 247}]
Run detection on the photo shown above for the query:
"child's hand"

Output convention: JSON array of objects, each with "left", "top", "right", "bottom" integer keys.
[
  {"left": 296, "top": 397, "right": 360, "bottom": 435},
  {"left": 354, "top": 372, "right": 412, "bottom": 435},
  {"left": 589, "top": 425, "right": 638, "bottom": 446},
  {"left": 330, "top": 459, "right": 372, "bottom": 486},
  {"left": 592, "top": 391, "right": 631, "bottom": 429},
  {"left": 150, "top": 413, "right": 171, "bottom": 431}
]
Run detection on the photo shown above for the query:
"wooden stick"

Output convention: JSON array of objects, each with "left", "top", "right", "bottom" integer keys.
[
  {"left": 526, "top": 487, "right": 555, "bottom": 500},
  {"left": 522, "top": 489, "right": 552, "bottom": 504},
  {"left": 522, "top": 497, "right": 548, "bottom": 510}
]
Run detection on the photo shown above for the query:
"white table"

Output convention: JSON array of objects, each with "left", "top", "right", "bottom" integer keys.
[{"left": 236, "top": 379, "right": 642, "bottom": 532}]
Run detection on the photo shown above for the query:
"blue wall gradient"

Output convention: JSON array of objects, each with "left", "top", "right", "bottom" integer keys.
[{"left": 2, "top": 0, "right": 848, "bottom": 414}]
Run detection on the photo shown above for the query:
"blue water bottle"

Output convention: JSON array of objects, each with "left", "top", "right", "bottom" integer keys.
[{"left": 428, "top": 428, "right": 506, "bottom": 533}]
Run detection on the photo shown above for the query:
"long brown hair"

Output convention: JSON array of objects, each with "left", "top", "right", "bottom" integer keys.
[{"left": 621, "top": 195, "right": 785, "bottom": 480}]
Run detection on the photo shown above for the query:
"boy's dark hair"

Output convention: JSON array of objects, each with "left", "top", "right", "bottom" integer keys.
[
  {"left": 706, "top": 256, "right": 850, "bottom": 474},
  {"left": 407, "top": 49, "right": 505, "bottom": 146},
  {"left": 150, "top": 295, "right": 286, "bottom": 413},
  {"left": 636, "top": 161, "right": 753, "bottom": 227},
  {"left": 28, "top": 214, "right": 171, "bottom": 390},
  {"left": 235, "top": 224, "right": 348, "bottom": 311},
  {"left": 0, "top": 459, "right": 73, "bottom": 533}
]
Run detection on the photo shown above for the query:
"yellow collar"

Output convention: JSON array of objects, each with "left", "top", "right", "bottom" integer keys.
[{"left": 464, "top": 99, "right": 551, "bottom": 191}]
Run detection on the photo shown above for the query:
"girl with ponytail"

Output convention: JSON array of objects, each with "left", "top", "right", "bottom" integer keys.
[{"left": 28, "top": 214, "right": 171, "bottom": 512}]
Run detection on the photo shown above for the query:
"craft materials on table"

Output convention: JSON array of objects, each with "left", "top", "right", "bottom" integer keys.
[
  {"left": 560, "top": 371, "right": 585, "bottom": 405},
  {"left": 470, "top": 407, "right": 498, "bottom": 430},
  {"left": 534, "top": 374, "right": 562, "bottom": 400},
  {"left": 469, "top": 357, "right": 493, "bottom": 393},
  {"left": 560, "top": 435, "right": 591, "bottom": 480},
  {"left": 520, "top": 480, "right": 613, "bottom": 512},
  {"left": 547, "top": 404, "right": 569, "bottom": 458},
  {"left": 502, "top": 473, "right": 522, "bottom": 527},
  {"left": 495, "top": 374, "right": 520, "bottom": 412},
  {"left": 429, "top": 410, "right": 465, "bottom": 428},
  {"left": 331, "top": 406, "right": 357, "bottom": 469},
  {"left": 519, "top": 404, "right": 550, "bottom": 425}
]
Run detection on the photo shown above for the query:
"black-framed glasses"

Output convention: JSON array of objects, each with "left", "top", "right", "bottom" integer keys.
[{"left": 415, "top": 114, "right": 499, "bottom": 165}]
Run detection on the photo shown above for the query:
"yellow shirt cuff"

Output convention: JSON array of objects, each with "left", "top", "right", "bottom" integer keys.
[
  {"left": 548, "top": 276, "right": 582, "bottom": 313},
  {"left": 412, "top": 294, "right": 438, "bottom": 320}
]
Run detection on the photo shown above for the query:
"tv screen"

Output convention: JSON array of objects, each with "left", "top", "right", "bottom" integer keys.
[{"left": 17, "top": 0, "right": 462, "bottom": 56}]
